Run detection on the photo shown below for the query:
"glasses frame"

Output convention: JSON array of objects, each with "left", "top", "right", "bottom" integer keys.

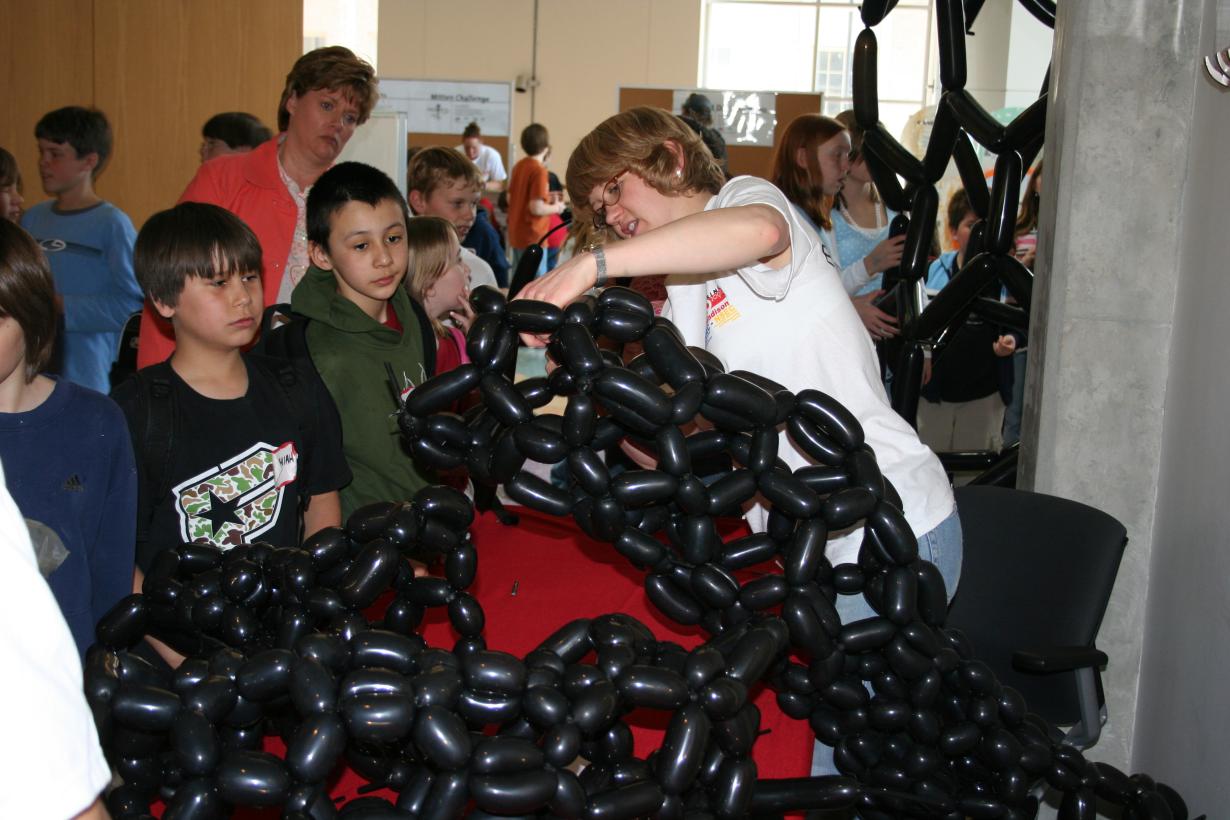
[{"left": 592, "top": 170, "right": 629, "bottom": 230}]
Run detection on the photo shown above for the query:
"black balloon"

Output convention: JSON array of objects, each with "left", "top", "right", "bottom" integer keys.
[{"left": 88, "top": 9, "right": 1191, "bottom": 817}]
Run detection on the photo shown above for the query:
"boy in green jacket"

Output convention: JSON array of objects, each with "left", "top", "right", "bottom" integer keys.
[{"left": 295, "top": 161, "right": 432, "bottom": 519}]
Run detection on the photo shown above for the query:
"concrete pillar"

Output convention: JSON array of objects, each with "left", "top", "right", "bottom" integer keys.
[
  {"left": 1020, "top": 0, "right": 1204, "bottom": 773},
  {"left": 1131, "top": 1, "right": 1230, "bottom": 813}
]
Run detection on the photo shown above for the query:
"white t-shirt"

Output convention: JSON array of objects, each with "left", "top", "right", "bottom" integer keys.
[
  {"left": 455, "top": 143, "right": 507, "bottom": 184},
  {"left": 463, "top": 246, "right": 498, "bottom": 291},
  {"left": 662, "top": 176, "right": 953, "bottom": 566},
  {"left": 0, "top": 462, "right": 111, "bottom": 818}
]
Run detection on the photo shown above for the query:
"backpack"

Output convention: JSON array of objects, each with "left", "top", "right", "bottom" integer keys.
[
  {"left": 129, "top": 354, "right": 318, "bottom": 547},
  {"left": 253, "top": 300, "right": 439, "bottom": 377}
]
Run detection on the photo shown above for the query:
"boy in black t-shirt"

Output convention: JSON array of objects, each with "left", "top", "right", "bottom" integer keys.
[{"left": 112, "top": 203, "right": 350, "bottom": 662}]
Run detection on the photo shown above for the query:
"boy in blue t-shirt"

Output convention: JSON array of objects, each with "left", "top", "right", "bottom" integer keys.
[
  {"left": 918, "top": 189, "right": 1016, "bottom": 452},
  {"left": 20, "top": 106, "right": 142, "bottom": 394}
]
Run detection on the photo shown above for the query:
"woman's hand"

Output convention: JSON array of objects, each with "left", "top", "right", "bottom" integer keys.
[
  {"left": 515, "top": 251, "right": 599, "bottom": 345},
  {"left": 852, "top": 290, "right": 899, "bottom": 340},
  {"left": 863, "top": 234, "right": 906, "bottom": 274}
]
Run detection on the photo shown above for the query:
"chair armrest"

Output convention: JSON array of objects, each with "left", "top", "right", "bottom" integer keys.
[{"left": 1012, "top": 645, "right": 1108, "bottom": 673}]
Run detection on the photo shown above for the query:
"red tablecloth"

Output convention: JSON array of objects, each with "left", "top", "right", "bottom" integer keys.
[
  {"left": 155, "top": 507, "right": 813, "bottom": 816},
  {"left": 421, "top": 507, "right": 813, "bottom": 775}
]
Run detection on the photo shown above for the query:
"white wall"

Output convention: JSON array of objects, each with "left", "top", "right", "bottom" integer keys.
[
  {"left": 964, "top": 0, "right": 1052, "bottom": 111},
  {"left": 1132, "top": 0, "right": 1230, "bottom": 813},
  {"left": 964, "top": 0, "right": 1013, "bottom": 110},
  {"left": 1003, "top": 3, "right": 1054, "bottom": 108},
  {"left": 377, "top": 0, "right": 700, "bottom": 172}
]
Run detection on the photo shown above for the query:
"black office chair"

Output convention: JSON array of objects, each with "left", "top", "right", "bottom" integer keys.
[{"left": 946, "top": 485, "right": 1127, "bottom": 749}]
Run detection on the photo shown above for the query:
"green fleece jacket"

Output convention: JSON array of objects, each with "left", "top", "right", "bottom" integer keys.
[{"left": 292, "top": 266, "right": 430, "bottom": 519}]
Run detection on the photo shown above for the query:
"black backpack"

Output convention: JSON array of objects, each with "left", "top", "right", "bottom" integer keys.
[
  {"left": 254, "top": 301, "right": 438, "bottom": 377},
  {"left": 128, "top": 355, "right": 318, "bottom": 547}
]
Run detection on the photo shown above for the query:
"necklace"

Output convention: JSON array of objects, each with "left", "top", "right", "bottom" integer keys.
[{"left": 838, "top": 196, "right": 886, "bottom": 231}]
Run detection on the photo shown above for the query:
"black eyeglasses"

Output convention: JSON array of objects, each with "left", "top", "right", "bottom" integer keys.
[{"left": 592, "top": 171, "right": 628, "bottom": 229}]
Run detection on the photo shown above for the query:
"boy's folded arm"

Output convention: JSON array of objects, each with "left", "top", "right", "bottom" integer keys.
[
  {"left": 64, "top": 223, "right": 141, "bottom": 333},
  {"left": 303, "top": 490, "right": 342, "bottom": 539},
  {"left": 61, "top": 289, "right": 144, "bottom": 333},
  {"left": 528, "top": 197, "right": 557, "bottom": 217},
  {"left": 132, "top": 567, "right": 186, "bottom": 669}
]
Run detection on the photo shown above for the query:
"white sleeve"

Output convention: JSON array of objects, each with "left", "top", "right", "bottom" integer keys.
[
  {"left": 0, "top": 464, "right": 111, "bottom": 819},
  {"left": 839, "top": 258, "right": 872, "bottom": 295},
  {"left": 462, "top": 248, "right": 498, "bottom": 290},
  {"left": 708, "top": 176, "right": 821, "bottom": 301},
  {"left": 485, "top": 146, "right": 507, "bottom": 182}
]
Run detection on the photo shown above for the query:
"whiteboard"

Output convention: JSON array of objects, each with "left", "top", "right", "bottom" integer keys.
[
  {"left": 377, "top": 79, "right": 512, "bottom": 138},
  {"left": 337, "top": 110, "right": 409, "bottom": 197}
]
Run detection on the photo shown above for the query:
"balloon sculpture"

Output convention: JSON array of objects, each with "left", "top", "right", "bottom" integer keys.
[
  {"left": 85, "top": 1, "right": 1194, "bottom": 817},
  {"left": 88, "top": 280, "right": 1189, "bottom": 819},
  {"left": 858, "top": 0, "right": 1043, "bottom": 431}
]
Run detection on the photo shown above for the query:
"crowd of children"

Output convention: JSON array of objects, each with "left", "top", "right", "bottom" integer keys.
[
  {"left": 769, "top": 111, "right": 1038, "bottom": 455},
  {"left": 0, "top": 92, "right": 503, "bottom": 671},
  {"left": 0, "top": 81, "right": 1043, "bottom": 816}
]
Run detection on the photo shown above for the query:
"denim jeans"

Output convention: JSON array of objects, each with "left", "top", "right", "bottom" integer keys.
[
  {"left": 1002, "top": 349, "right": 1028, "bottom": 447},
  {"left": 810, "top": 509, "right": 964, "bottom": 777}
]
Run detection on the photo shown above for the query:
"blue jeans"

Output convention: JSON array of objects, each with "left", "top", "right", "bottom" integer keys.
[
  {"left": 810, "top": 509, "right": 963, "bottom": 777},
  {"left": 1002, "top": 349, "right": 1028, "bottom": 447}
]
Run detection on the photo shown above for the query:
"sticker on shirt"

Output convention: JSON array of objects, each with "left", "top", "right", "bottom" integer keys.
[
  {"left": 173, "top": 441, "right": 298, "bottom": 548},
  {"left": 705, "top": 284, "right": 742, "bottom": 345}
]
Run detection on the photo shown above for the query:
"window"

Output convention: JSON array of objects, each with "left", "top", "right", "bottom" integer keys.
[
  {"left": 702, "top": 0, "right": 936, "bottom": 140},
  {"left": 303, "top": 0, "right": 378, "bottom": 66}
]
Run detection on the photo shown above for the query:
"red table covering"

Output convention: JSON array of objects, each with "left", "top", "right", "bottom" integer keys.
[{"left": 154, "top": 507, "right": 813, "bottom": 816}]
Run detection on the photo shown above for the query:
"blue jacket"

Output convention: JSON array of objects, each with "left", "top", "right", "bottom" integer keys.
[
  {"left": 462, "top": 208, "right": 509, "bottom": 288},
  {"left": 0, "top": 378, "right": 137, "bottom": 657}
]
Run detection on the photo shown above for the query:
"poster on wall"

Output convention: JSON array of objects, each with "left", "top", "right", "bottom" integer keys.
[
  {"left": 672, "top": 89, "right": 777, "bottom": 146},
  {"left": 377, "top": 79, "right": 511, "bottom": 137}
]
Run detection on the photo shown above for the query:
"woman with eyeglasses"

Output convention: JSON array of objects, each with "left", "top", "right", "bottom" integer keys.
[
  {"left": 517, "top": 104, "right": 959, "bottom": 634},
  {"left": 519, "top": 105, "right": 959, "bottom": 779}
]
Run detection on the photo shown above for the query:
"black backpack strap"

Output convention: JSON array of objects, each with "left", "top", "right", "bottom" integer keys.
[
  {"left": 133, "top": 368, "right": 176, "bottom": 545},
  {"left": 261, "top": 358, "right": 319, "bottom": 542},
  {"left": 254, "top": 304, "right": 312, "bottom": 363}
]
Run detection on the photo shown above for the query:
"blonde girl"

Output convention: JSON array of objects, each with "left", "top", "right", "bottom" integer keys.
[{"left": 405, "top": 216, "right": 474, "bottom": 375}]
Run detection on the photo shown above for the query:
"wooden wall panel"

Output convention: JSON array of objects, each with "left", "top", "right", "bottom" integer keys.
[
  {"left": 0, "top": 0, "right": 95, "bottom": 207},
  {"left": 92, "top": 0, "right": 302, "bottom": 228},
  {"left": 617, "top": 87, "right": 674, "bottom": 112}
]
